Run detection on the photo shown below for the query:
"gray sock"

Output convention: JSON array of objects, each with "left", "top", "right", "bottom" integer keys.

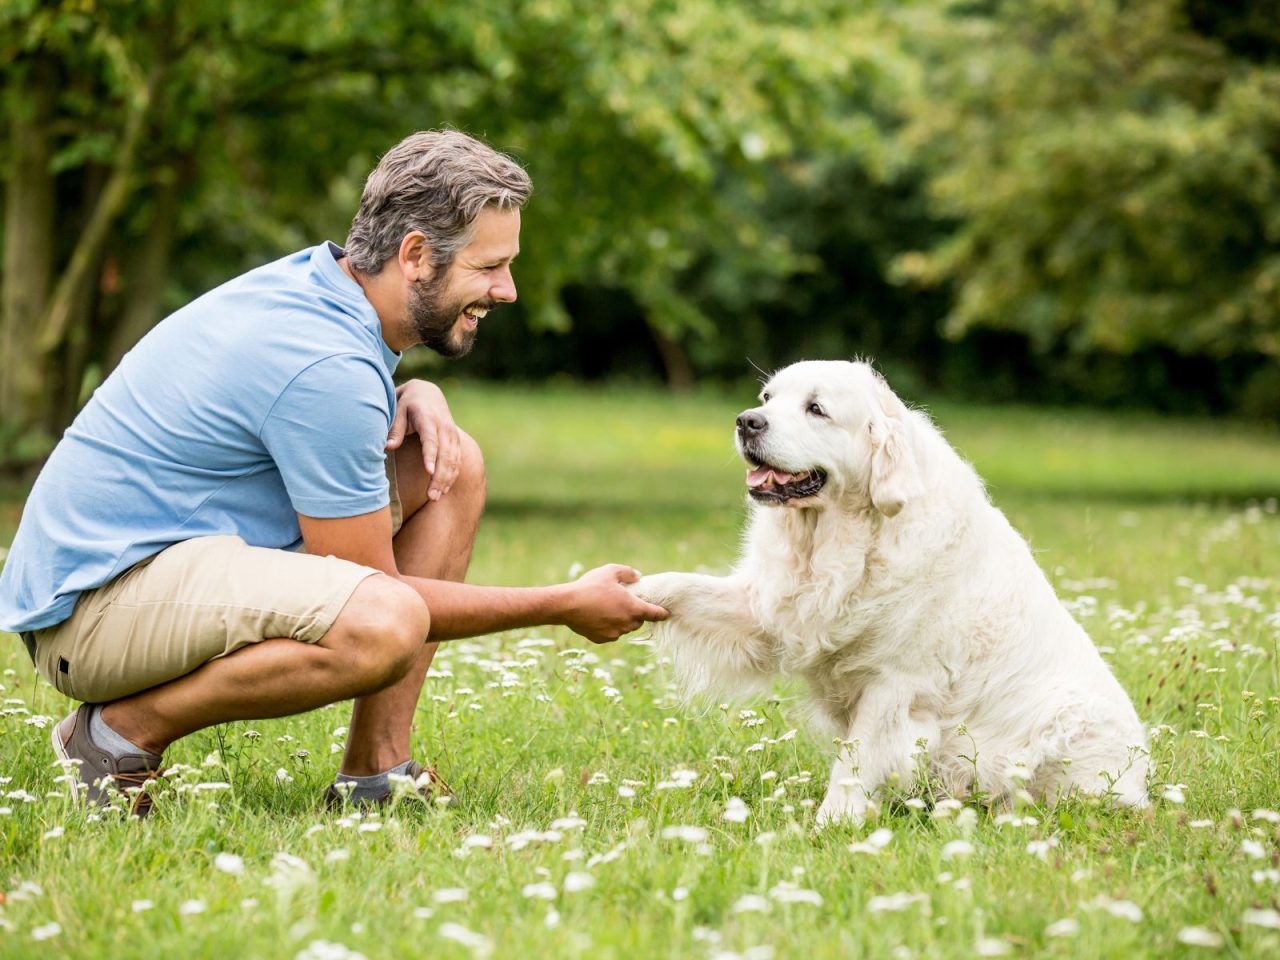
[
  {"left": 334, "top": 760, "right": 413, "bottom": 801},
  {"left": 88, "top": 705, "right": 162, "bottom": 762}
]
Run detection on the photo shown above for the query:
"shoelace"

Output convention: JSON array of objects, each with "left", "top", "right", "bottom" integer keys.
[
  {"left": 110, "top": 770, "right": 159, "bottom": 817},
  {"left": 421, "top": 765, "right": 453, "bottom": 796}
]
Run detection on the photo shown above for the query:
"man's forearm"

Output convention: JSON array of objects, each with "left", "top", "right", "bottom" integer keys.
[{"left": 397, "top": 575, "right": 571, "bottom": 640}]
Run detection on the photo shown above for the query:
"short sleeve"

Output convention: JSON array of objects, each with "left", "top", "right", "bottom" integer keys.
[{"left": 260, "top": 354, "right": 392, "bottom": 518}]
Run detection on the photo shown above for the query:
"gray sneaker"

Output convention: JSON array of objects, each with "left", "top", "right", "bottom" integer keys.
[
  {"left": 51, "top": 705, "right": 162, "bottom": 818},
  {"left": 324, "top": 759, "right": 455, "bottom": 809}
]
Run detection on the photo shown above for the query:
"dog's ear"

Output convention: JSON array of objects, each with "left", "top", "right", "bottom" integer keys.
[{"left": 867, "top": 375, "right": 923, "bottom": 517}]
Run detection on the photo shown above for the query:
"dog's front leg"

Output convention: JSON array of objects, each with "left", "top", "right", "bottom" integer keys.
[
  {"left": 816, "top": 681, "right": 938, "bottom": 828},
  {"left": 629, "top": 572, "right": 775, "bottom": 697}
]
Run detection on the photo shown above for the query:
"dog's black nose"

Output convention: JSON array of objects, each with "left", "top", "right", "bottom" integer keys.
[{"left": 736, "top": 412, "right": 767, "bottom": 436}]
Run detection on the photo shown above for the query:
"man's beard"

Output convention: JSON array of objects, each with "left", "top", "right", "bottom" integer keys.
[{"left": 406, "top": 274, "right": 490, "bottom": 358}]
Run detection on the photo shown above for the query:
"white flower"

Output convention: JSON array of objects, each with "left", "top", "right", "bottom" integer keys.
[
  {"left": 769, "top": 883, "right": 823, "bottom": 906},
  {"left": 1241, "top": 839, "right": 1267, "bottom": 859},
  {"left": 1095, "top": 898, "right": 1142, "bottom": 923},
  {"left": 1243, "top": 908, "right": 1280, "bottom": 930},
  {"left": 662, "top": 825, "right": 709, "bottom": 843},
  {"left": 975, "top": 938, "right": 1011, "bottom": 957},
  {"left": 275, "top": 768, "right": 293, "bottom": 785},
  {"left": 1045, "top": 918, "right": 1079, "bottom": 938},
  {"left": 731, "top": 895, "right": 771, "bottom": 914},
  {"left": 672, "top": 887, "right": 689, "bottom": 901},
  {"left": 522, "top": 882, "right": 557, "bottom": 900},
  {"left": 433, "top": 887, "right": 468, "bottom": 904},
  {"left": 723, "top": 797, "right": 750, "bottom": 823},
  {"left": 214, "top": 852, "right": 245, "bottom": 875},
  {"left": 131, "top": 900, "right": 154, "bottom": 913},
  {"left": 42, "top": 827, "right": 64, "bottom": 840},
  {"left": 506, "top": 829, "right": 563, "bottom": 850},
  {"left": 438, "top": 922, "right": 492, "bottom": 956},
  {"left": 463, "top": 834, "right": 493, "bottom": 849},
  {"left": 656, "top": 769, "right": 699, "bottom": 790},
  {"left": 31, "top": 922, "right": 62, "bottom": 941},
  {"left": 867, "top": 892, "right": 928, "bottom": 913},
  {"left": 550, "top": 816, "right": 586, "bottom": 831},
  {"left": 325, "top": 849, "right": 350, "bottom": 864},
  {"left": 849, "top": 828, "right": 893, "bottom": 855},
  {"left": 1176, "top": 927, "right": 1223, "bottom": 948},
  {"left": 563, "top": 872, "right": 594, "bottom": 893},
  {"left": 179, "top": 899, "right": 207, "bottom": 916},
  {"left": 1026, "top": 838, "right": 1059, "bottom": 859},
  {"left": 295, "top": 941, "right": 368, "bottom": 960},
  {"left": 1188, "top": 819, "right": 1215, "bottom": 829},
  {"left": 1161, "top": 784, "right": 1187, "bottom": 804},
  {"left": 941, "top": 840, "right": 975, "bottom": 860}
]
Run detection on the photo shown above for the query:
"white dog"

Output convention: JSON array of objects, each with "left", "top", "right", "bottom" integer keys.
[{"left": 632, "top": 360, "right": 1149, "bottom": 825}]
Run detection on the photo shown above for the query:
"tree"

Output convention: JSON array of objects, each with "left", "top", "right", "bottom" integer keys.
[
  {"left": 1, "top": 0, "right": 895, "bottom": 469},
  {"left": 894, "top": 0, "right": 1280, "bottom": 368}
]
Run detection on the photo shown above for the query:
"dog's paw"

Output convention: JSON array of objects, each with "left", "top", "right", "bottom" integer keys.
[
  {"left": 815, "top": 790, "right": 869, "bottom": 829},
  {"left": 628, "top": 572, "right": 691, "bottom": 609}
]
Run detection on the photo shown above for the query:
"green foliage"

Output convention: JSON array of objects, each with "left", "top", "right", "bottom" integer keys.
[
  {"left": 3, "top": 0, "right": 1280, "bottom": 450},
  {"left": 895, "top": 0, "right": 1280, "bottom": 361},
  {"left": 1, "top": 388, "right": 1279, "bottom": 957}
]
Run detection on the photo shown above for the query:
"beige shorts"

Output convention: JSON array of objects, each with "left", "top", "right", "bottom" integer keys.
[{"left": 32, "top": 457, "right": 405, "bottom": 704}]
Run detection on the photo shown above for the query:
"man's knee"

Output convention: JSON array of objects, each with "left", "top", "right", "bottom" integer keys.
[
  {"left": 324, "top": 574, "right": 428, "bottom": 690},
  {"left": 454, "top": 429, "right": 487, "bottom": 504}
]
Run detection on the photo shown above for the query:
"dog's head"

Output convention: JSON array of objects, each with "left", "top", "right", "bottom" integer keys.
[{"left": 736, "top": 360, "right": 923, "bottom": 516}]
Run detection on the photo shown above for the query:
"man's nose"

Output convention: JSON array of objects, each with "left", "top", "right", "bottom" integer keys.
[
  {"left": 490, "top": 264, "right": 517, "bottom": 303},
  {"left": 736, "top": 411, "right": 768, "bottom": 436}
]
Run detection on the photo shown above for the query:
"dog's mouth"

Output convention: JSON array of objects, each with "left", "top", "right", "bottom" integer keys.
[{"left": 744, "top": 460, "right": 828, "bottom": 503}]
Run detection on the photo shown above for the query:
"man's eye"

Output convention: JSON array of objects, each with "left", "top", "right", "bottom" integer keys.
[{"left": 807, "top": 402, "right": 827, "bottom": 418}]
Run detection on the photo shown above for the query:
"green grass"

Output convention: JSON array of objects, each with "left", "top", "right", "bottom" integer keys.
[{"left": 1, "top": 383, "right": 1279, "bottom": 959}]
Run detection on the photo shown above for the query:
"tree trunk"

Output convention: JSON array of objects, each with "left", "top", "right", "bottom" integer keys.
[
  {"left": 34, "top": 64, "right": 165, "bottom": 358},
  {"left": 648, "top": 322, "right": 697, "bottom": 392},
  {"left": 103, "top": 172, "right": 180, "bottom": 372},
  {"left": 1, "top": 59, "right": 56, "bottom": 449}
]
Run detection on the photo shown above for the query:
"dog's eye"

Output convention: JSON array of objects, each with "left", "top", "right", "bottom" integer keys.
[{"left": 807, "top": 401, "right": 828, "bottom": 418}]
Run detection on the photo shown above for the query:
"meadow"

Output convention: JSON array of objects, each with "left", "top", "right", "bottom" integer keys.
[{"left": 1, "top": 383, "right": 1278, "bottom": 959}]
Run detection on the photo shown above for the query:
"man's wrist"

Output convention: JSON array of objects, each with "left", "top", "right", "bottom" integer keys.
[{"left": 542, "top": 582, "right": 576, "bottom": 627}]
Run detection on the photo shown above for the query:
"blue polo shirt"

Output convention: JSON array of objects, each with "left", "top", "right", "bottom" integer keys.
[{"left": 0, "top": 242, "right": 400, "bottom": 633}]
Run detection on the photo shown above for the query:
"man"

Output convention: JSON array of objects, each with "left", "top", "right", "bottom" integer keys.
[{"left": 0, "top": 130, "right": 668, "bottom": 816}]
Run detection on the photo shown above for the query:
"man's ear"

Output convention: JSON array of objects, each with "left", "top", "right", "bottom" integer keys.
[
  {"left": 397, "top": 231, "right": 434, "bottom": 282},
  {"left": 867, "top": 375, "right": 923, "bottom": 517}
]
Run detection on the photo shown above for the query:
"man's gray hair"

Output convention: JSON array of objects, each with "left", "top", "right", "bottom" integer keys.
[{"left": 345, "top": 130, "right": 532, "bottom": 275}]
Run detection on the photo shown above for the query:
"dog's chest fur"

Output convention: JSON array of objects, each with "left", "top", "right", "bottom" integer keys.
[{"left": 740, "top": 495, "right": 984, "bottom": 728}]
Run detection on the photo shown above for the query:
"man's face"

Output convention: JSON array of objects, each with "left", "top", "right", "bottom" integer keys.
[{"left": 408, "top": 206, "right": 521, "bottom": 358}]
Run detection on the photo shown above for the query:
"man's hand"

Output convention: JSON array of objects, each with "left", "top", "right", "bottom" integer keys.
[
  {"left": 559, "top": 564, "right": 669, "bottom": 644},
  {"left": 386, "top": 379, "right": 460, "bottom": 502}
]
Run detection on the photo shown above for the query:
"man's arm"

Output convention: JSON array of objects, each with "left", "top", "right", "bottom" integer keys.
[{"left": 298, "top": 509, "right": 667, "bottom": 643}]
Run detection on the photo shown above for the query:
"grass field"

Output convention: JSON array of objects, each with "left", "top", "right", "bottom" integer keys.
[{"left": 1, "top": 383, "right": 1279, "bottom": 959}]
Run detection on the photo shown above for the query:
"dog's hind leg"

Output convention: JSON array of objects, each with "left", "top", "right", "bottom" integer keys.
[
  {"left": 629, "top": 572, "right": 775, "bottom": 698},
  {"left": 816, "top": 682, "right": 939, "bottom": 828}
]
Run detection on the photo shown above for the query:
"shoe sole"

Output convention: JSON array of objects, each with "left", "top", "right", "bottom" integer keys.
[{"left": 50, "top": 713, "right": 92, "bottom": 803}]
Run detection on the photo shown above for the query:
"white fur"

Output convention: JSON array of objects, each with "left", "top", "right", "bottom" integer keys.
[{"left": 633, "top": 360, "right": 1149, "bottom": 826}]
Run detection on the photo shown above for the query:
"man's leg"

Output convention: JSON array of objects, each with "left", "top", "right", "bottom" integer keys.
[
  {"left": 100, "top": 573, "right": 429, "bottom": 756},
  {"left": 338, "top": 431, "right": 486, "bottom": 776},
  {"left": 33, "top": 533, "right": 431, "bottom": 766}
]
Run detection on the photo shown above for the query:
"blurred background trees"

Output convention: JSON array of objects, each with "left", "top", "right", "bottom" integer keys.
[{"left": 2, "top": 0, "right": 1277, "bottom": 470}]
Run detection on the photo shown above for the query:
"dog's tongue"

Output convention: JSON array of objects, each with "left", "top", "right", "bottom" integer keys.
[{"left": 747, "top": 467, "right": 797, "bottom": 488}]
